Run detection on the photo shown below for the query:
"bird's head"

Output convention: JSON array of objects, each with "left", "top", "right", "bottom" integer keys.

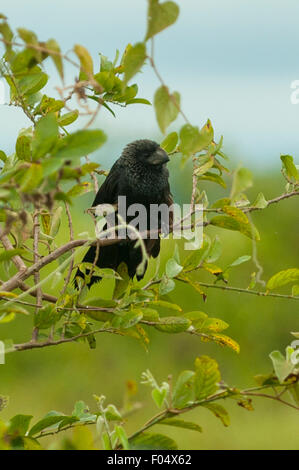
[{"left": 121, "top": 139, "right": 170, "bottom": 167}]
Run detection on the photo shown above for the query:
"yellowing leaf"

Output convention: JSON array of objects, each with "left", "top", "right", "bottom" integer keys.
[
  {"left": 210, "top": 215, "right": 260, "bottom": 241},
  {"left": 222, "top": 205, "right": 249, "bottom": 224},
  {"left": 161, "top": 132, "right": 178, "bottom": 153},
  {"left": 74, "top": 44, "right": 93, "bottom": 76},
  {"left": 202, "top": 403, "right": 230, "bottom": 427},
  {"left": 180, "top": 121, "right": 214, "bottom": 156},
  {"left": 20, "top": 163, "right": 43, "bottom": 193},
  {"left": 200, "top": 318, "right": 229, "bottom": 333},
  {"left": 194, "top": 356, "right": 221, "bottom": 400},
  {"left": 203, "top": 333, "right": 240, "bottom": 353},
  {"left": 46, "top": 38, "right": 64, "bottom": 80},
  {"left": 267, "top": 268, "right": 299, "bottom": 290}
]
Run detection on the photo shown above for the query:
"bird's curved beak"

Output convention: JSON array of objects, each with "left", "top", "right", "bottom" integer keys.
[{"left": 147, "top": 148, "right": 170, "bottom": 165}]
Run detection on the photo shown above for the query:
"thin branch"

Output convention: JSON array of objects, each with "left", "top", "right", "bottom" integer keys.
[
  {"left": 244, "top": 190, "right": 299, "bottom": 213},
  {"left": 14, "top": 326, "right": 118, "bottom": 352},
  {"left": 0, "top": 229, "right": 27, "bottom": 272},
  {"left": 149, "top": 38, "right": 190, "bottom": 125},
  {"left": 0, "top": 37, "right": 79, "bottom": 69},
  {"left": 32, "top": 211, "right": 42, "bottom": 341},
  {"left": 188, "top": 281, "right": 299, "bottom": 301},
  {"left": 60, "top": 203, "right": 74, "bottom": 296}
]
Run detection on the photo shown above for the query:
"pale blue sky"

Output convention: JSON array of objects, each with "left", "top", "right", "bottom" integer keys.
[{"left": 1, "top": 0, "right": 299, "bottom": 168}]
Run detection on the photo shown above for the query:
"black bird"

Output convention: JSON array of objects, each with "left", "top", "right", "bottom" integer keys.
[{"left": 75, "top": 139, "right": 173, "bottom": 288}]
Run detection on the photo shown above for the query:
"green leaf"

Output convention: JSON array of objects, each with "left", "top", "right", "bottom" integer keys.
[
  {"left": 0, "top": 249, "right": 25, "bottom": 262},
  {"left": 252, "top": 192, "right": 268, "bottom": 209},
  {"left": 172, "top": 370, "right": 195, "bottom": 409},
  {"left": 54, "top": 129, "right": 106, "bottom": 159},
  {"left": 269, "top": 350, "right": 295, "bottom": 383},
  {"left": 198, "top": 172, "right": 226, "bottom": 188},
  {"left": 206, "top": 236, "right": 222, "bottom": 263},
  {"left": 8, "top": 415, "right": 33, "bottom": 435},
  {"left": 112, "top": 311, "right": 143, "bottom": 329},
  {"left": 129, "top": 432, "right": 178, "bottom": 450},
  {"left": 180, "top": 121, "right": 214, "bottom": 156},
  {"left": 267, "top": 268, "right": 299, "bottom": 290},
  {"left": 74, "top": 44, "right": 94, "bottom": 76},
  {"left": 126, "top": 98, "right": 151, "bottom": 105},
  {"left": 281, "top": 155, "right": 299, "bottom": 181},
  {"left": 35, "top": 94, "right": 64, "bottom": 115},
  {"left": 34, "top": 305, "right": 60, "bottom": 329},
  {"left": 165, "top": 258, "right": 183, "bottom": 278},
  {"left": 194, "top": 356, "right": 221, "bottom": 401},
  {"left": 123, "top": 42, "right": 146, "bottom": 85},
  {"left": 222, "top": 205, "right": 249, "bottom": 224},
  {"left": 230, "top": 167, "right": 253, "bottom": 200},
  {"left": 17, "top": 28, "right": 38, "bottom": 45},
  {"left": 194, "top": 158, "right": 214, "bottom": 177},
  {"left": 0, "top": 20, "right": 13, "bottom": 53},
  {"left": 292, "top": 285, "right": 299, "bottom": 296},
  {"left": 115, "top": 425, "right": 130, "bottom": 450},
  {"left": 289, "top": 382, "right": 299, "bottom": 406},
  {"left": 29, "top": 413, "right": 68, "bottom": 437},
  {"left": 202, "top": 403, "right": 230, "bottom": 427},
  {"left": 67, "top": 182, "right": 93, "bottom": 198},
  {"left": 0, "top": 150, "right": 7, "bottom": 162},
  {"left": 18, "top": 72, "right": 48, "bottom": 96},
  {"left": 200, "top": 317, "right": 229, "bottom": 333},
  {"left": 72, "top": 401, "right": 96, "bottom": 421},
  {"left": 183, "top": 311, "right": 208, "bottom": 328},
  {"left": 58, "top": 110, "right": 79, "bottom": 127},
  {"left": 113, "top": 262, "right": 130, "bottom": 299},
  {"left": 159, "top": 418, "right": 202, "bottom": 433},
  {"left": 154, "top": 316, "right": 191, "bottom": 334},
  {"left": 32, "top": 113, "right": 59, "bottom": 160},
  {"left": 161, "top": 132, "right": 178, "bottom": 153},
  {"left": 210, "top": 215, "right": 260, "bottom": 241},
  {"left": 105, "top": 404, "right": 122, "bottom": 421},
  {"left": 15, "top": 135, "right": 32, "bottom": 161},
  {"left": 145, "top": 0, "right": 180, "bottom": 40},
  {"left": 49, "top": 206, "right": 63, "bottom": 238},
  {"left": 46, "top": 39, "right": 64, "bottom": 80},
  {"left": 152, "top": 387, "right": 168, "bottom": 408},
  {"left": 159, "top": 275, "right": 175, "bottom": 295},
  {"left": 20, "top": 163, "right": 43, "bottom": 192},
  {"left": 227, "top": 255, "right": 251, "bottom": 268},
  {"left": 0, "top": 303, "right": 29, "bottom": 319},
  {"left": 147, "top": 300, "right": 182, "bottom": 312},
  {"left": 154, "top": 86, "right": 180, "bottom": 134},
  {"left": 136, "top": 307, "right": 159, "bottom": 321}
]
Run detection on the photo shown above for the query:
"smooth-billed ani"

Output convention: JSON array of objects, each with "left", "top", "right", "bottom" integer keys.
[{"left": 75, "top": 139, "right": 173, "bottom": 288}]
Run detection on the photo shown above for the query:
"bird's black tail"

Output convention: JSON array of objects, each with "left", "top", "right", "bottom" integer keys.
[{"left": 74, "top": 239, "right": 157, "bottom": 289}]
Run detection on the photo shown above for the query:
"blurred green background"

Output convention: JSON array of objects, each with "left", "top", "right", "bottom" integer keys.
[
  {"left": 1, "top": 161, "right": 299, "bottom": 450},
  {"left": 1, "top": 0, "right": 299, "bottom": 450}
]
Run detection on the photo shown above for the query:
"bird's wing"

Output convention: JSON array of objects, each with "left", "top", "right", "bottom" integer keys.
[{"left": 92, "top": 161, "right": 122, "bottom": 206}]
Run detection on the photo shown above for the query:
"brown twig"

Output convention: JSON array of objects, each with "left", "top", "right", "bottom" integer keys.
[
  {"left": 60, "top": 203, "right": 74, "bottom": 296},
  {"left": 32, "top": 211, "right": 42, "bottom": 341}
]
